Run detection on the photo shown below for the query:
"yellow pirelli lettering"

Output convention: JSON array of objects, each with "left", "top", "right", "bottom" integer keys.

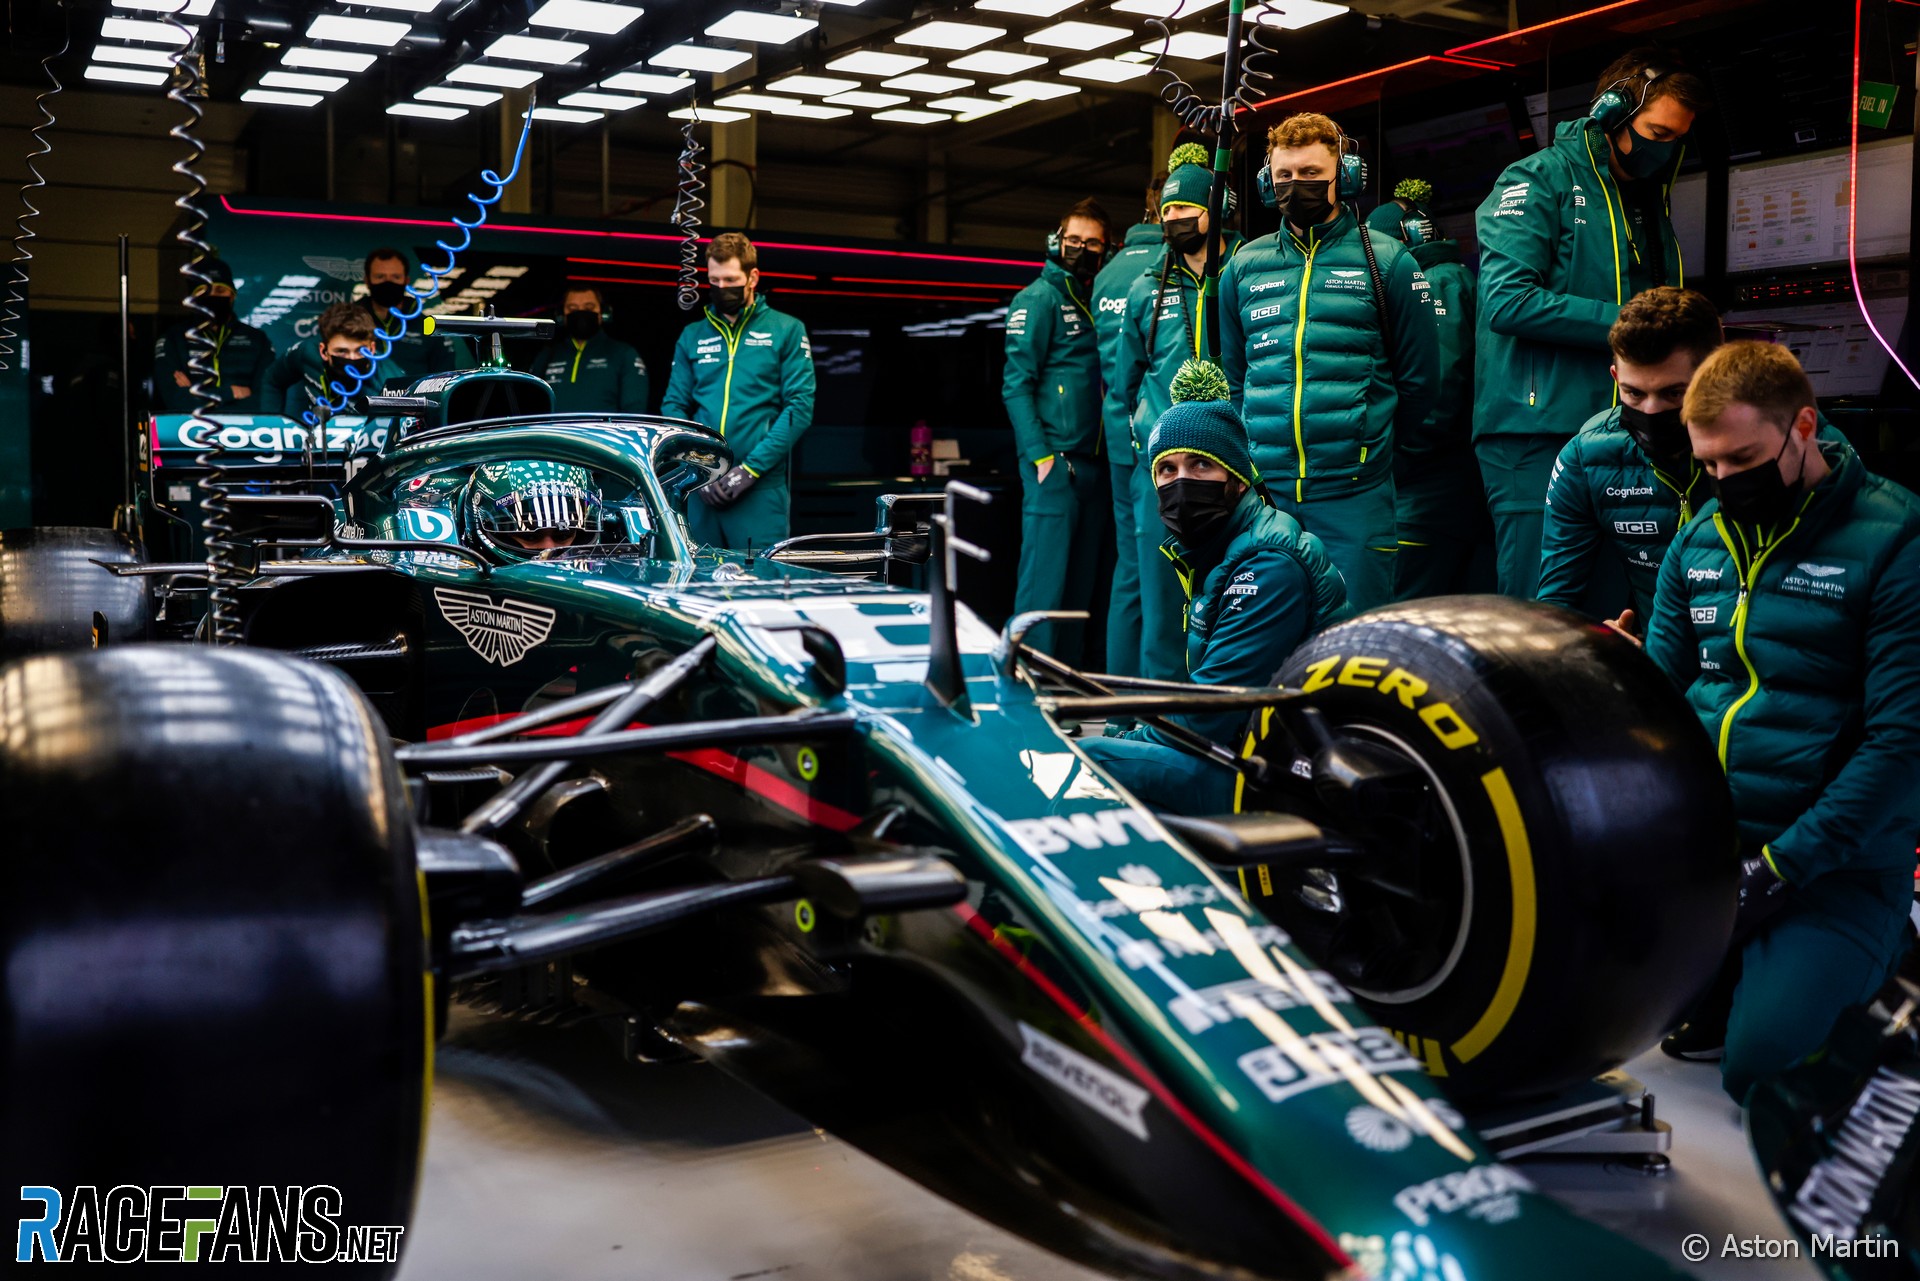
[
  {"left": 1377, "top": 667, "right": 1428, "bottom": 709},
  {"left": 1301, "top": 655, "right": 1341, "bottom": 692},
  {"left": 1337, "top": 656, "right": 1387, "bottom": 688},
  {"left": 1418, "top": 702, "right": 1479, "bottom": 750}
]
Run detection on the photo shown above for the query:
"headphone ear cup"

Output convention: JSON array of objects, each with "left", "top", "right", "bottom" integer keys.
[
  {"left": 1257, "top": 164, "right": 1277, "bottom": 210},
  {"left": 1046, "top": 228, "right": 1062, "bottom": 255},
  {"left": 1338, "top": 153, "right": 1367, "bottom": 201},
  {"left": 1590, "top": 89, "right": 1630, "bottom": 133}
]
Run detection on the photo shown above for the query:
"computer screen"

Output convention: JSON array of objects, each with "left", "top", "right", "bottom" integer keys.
[
  {"left": 1723, "top": 280, "right": 1909, "bottom": 398},
  {"left": 1671, "top": 171, "right": 1708, "bottom": 280},
  {"left": 1726, "top": 138, "right": 1912, "bottom": 274}
]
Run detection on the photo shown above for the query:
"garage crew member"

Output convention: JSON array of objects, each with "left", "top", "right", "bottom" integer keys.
[
  {"left": 1001, "top": 198, "right": 1113, "bottom": 665},
  {"left": 661, "top": 232, "right": 816, "bottom": 551},
  {"left": 530, "top": 286, "right": 650, "bottom": 413},
  {"left": 1115, "top": 146, "right": 1245, "bottom": 678},
  {"left": 359, "top": 248, "right": 472, "bottom": 384},
  {"left": 1473, "top": 49, "right": 1706, "bottom": 597},
  {"left": 258, "top": 301, "right": 376, "bottom": 420},
  {"left": 1092, "top": 178, "right": 1165, "bottom": 677},
  {"left": 1363, "top": 180, "right": 1492, "bottom": 600},
  {"left": 1219, "top": 112, "right": 1439, "bottom": 612},
  {"left": 1642, "top": 342, "right": 1920, "bottom": 1100},
  {"left": 1082, "top": 361, "right": 1348, "bottom": 816},
  {"left": 152, "top": 258, "right": 274, "bottom": 414}
]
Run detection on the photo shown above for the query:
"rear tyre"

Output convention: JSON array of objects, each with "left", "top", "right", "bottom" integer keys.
[
  {"left": 1239, "top": 595, "right": 1737, "bottom": 1103},
  {"left": 0, "top": 526, "right": 151, "bottom": 657},
  {"left": 1, "top": 646, "right": 427, "bottom": 1273}
]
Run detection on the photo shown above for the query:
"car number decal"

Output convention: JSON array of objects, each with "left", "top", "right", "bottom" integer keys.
[{"left": 433, "top": 587, "right": 558, "bottom": 667}]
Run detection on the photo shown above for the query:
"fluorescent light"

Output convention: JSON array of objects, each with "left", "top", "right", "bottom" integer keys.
[
  {"left": 825, "top": 50, "right": 927, "bottom": 75},
  {"left": 448, "top": 63, "right": 544, "bottom": 87},
  {"left": 85, "top": 64, "right": 168, "bottom": 85},
  {"left": 284, "top": 48, "right": 378, "bottom": 72},
  {"left": 816, "top": 0, "right": 867, "bottom": 5},
  {"left": 1143, "top": 31, "right": 1230, "bottom": 58},
  {"left": 1027, "top": 21, "right": 1128, "bottom": 48},
  {"left": 716, "top": 92, "right": 805, "bottom": 111},
  {"left": 305, "top": 14, "right": 411, "bottom": 46},
  {"left": 342, "top": 0, "right": 441, "bottom": 10},
  {"left": 419, "top": 84, "right": 501, "bottom": 105},
  {"left": 927, "top": 95, "right": 1007, "bottom": 115},
  {"left": 111, "top": 0, "right": 213, "bottom": 13},
  {"left": 389, "top": 102, "right": 468, "bottom": 119},
  {"left": 261, "top": 70, "right": 348, "bottom": 91},
  {"left": 882, "top": 72, "right": 974, "bottom": 93},
  {"left": 602, "top": 70, "right": 694, "bottom": 93},
  {"left": 770, "top": 102, "right": 853, "bottom": 119},
  {"left": 669, "top": 106, "right": 749, "bottom": 122},
  {"left": 532, "top": 106, "right": 603, "bottom": 122},
  {"left": 91, "top": 44, "right": 174, "bottom": 67},
  {"left": 976, "top": 0, "right": 1078, "bottom": 13},
  {"left": 948, "top": 50, "right": 1046, "bottom": 75},
  {"left": 992, "top": 79, "right": 1080, "bottom": 100},
  {"left": 770, "top": 74, "right": 859, "bottom": 96},
  {"left": 705, "top": 11, "right": 818, "bottom": 43},
  {"left": 243, "top": 88, "right": 324, "bottom": 106},
  {"left": 1061, "top": 56, "right": 1150, "bottom": 82},
  {"left": 529, "top": 0, "right": 642, "bottom": 33},
  {"left": 872, "top": 109, "right": 951, "bottom": 124},
  {"left": 559, "top": 90, "right": 645, "bottom": 110},
  {"left": 1116, "top": 50, "right": 1154, "bottom": 62},
  {"left": 898, "top": 20, "right": 1005, "bottom": 50},
  {"left": 485, "top": 34, "right": 588, "bottom": 64},
  {"left": 101, "top": 17, "right": 189, "bottom": 44},
  {"left": 1252, "top": 0, "right": 1346, "bottom": 28},
  {"left": 1110, "top": 0, "right": 1226, "bottom": 13},
  {"left": 649, "top": 43, "right": 751, "bottom": 72},
  {"left": 824, "top": 90, "right": 909, "bottom": 108}
]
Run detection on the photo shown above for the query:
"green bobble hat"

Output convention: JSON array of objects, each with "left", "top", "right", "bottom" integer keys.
[
  {"left": 1160, "top": 142, "right": 1215, "bottom": 214},
  {"left": 1145, "top": 359, "right": 1256, "bottom": 486}
]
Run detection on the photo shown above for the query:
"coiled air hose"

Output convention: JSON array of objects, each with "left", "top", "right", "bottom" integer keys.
[
  {"left": 0, "top": 2, "right": 70, "bottom": 372},
  {"left": 671, "top": 111, "right": 707, "bottom": 311}
]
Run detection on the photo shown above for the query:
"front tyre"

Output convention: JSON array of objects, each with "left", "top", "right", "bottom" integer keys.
[{"left": 0, "top": 525, "right": 151, "bottom": 656}]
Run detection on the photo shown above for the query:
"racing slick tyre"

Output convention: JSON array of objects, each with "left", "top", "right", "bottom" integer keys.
[
  {"left": 1238, "top": 595, "right": 1737, "bottom": 1104},
  {"left": 1, "top": 645, "right": 427, "bottom": 1273},
  {"left": 0, "top": 526, "right": 151, "bottom": 658}
]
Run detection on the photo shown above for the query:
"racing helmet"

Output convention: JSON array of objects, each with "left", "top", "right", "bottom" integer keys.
[{"left": 463, "top": 460, "right": 603, "bottom": 562}]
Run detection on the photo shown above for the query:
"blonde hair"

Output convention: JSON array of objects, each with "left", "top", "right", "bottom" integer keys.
[
  {"left": 1268, "top": 112, "right": 1341, "bottom": 154},
  {"left": 1682, "top": 341, "right": 1814, "bottom": 431}
]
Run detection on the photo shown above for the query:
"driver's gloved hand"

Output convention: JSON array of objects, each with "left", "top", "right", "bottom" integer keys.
[
  {"left": 697, "top": 465, "right": 756, "bottom": 509},
  {"left": 1733, "top": 851, "right": 1790, "bottom": 942}
]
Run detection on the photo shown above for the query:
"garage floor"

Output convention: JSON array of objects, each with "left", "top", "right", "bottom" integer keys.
[{"left": 396, "top": 1008, "right": 1814, "bottom": 1281}]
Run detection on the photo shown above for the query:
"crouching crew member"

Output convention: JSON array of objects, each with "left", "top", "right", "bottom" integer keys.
[
  {"left": 532, "top": 285, "right": 650, "bottom": 413},
  {"left": 1643, "top": 342, "right": 1920, "bottom": 1102},
  {"left": 1002, "top": 198, "right": 1113, "bottom": 665},
  {"left": 1220, "top": 112, "right": 1438, "bottom": 611},
  {"left": 152, "top": 257, "right": 274, "bottom": 413},
  {"left": 662, "top": 233, "right": 816, "bottom": 551},
  {"left": 1082, "top": 361, "right": 1348, "bottom": 816},
  {"left": 258, "top": 301, "right": 375, "bottom": 419}
]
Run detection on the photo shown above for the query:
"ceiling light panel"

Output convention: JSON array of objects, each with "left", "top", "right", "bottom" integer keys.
[
  {"left": 882, "top": 72, "right": 973, "bottom": 93},
  {"left": 92, "top": 44, "right": 175, "bottom": 67},
  {"left": 771, "top": 102, "right": 853, "bottom": 119},
  {"left": 705, "top": 11, "right": 818, "bottom": 44},
  {"left": 1143, "top": 31, "right": 1230, "bottom": 58},
  {"left": 100, "top": 17, "right": 189, "bottom": 44},
  {"left": 111, "top": 0, "right": 213, "bottom": 13},
  {"left": 447, "top": 63, "right": 543, "bottom": 87},
  {"left": 559, "top": 90, "right": 645, "bottom": 110},
  {"left": 992, "top": 78, "right": 1079, "bottom": 100},
  {"left": 898, "top": 20, "right": 1004, "bottom": 50},
  {"left": 872, "top": 109, "right": 950, "bottom": 124},
  {"left": 532, "top": 106, "right": 603, "bottom": 122},
  {"left": 389, "top": 102, "right": 468, "bottom": 119},
  {"left": 1061, "top": 56, "right": 1150, "bottom": 82},
  {"left": 305, "top": 14, "right": 411, "bottom": 46},
  {"left": 926, "top": 95, "right": 1007, "bottom": 114},
  {"left": 716, "top": 91, "right": 805, "bottom": 110},
  {"left": 529, "top": 0, "right": 642, "bottom": 33},
  {"left": 261, "top": 70, "right": 348, "bottom": 91},
  {"left": 84, "top": 64, "right": 168, "bottom": 85},
  {"left": 243, "top": 88, "right": 323, "bottom": 106},
  {"left": 602, "top": 70, "right": 694, "bottom": 93},
  {"left": 419, "top": 85, "right": 501, "bottom": 104},
  {"left": 771, "top": 74, "right": 859, "bottom": 96},
  {"left": 825, "top": 50, "right": 927, "bottom": 75},
  {"left": 1110, "top": 0, "right": 1226, "bottom": 13},
  {"left": 1116, "top": 50, "right": 1153, "bottom": 62},
  {"left": 1252, "top": 0, "right": 1346, "bottom": 28},
  {"left": 947, "top": 50, "right": 1046, "bottom": 75},
  {"left": 485, "top": 34, "right": 588, "bottom": 64},
  {"left": 283, "top": 48, "right": 378, "bottom": 72},
  {"left": 975, "top": 0, "right": 1078, "bottom": 14},
  {"left": 649, "top": 43, "right": 751, "bottom": 72},
  {"left": 668, "top": 106, "right": 749, "bottom": 121},
  {"left": 340, "top": 0, "right": 441, "bottom": 10},
  {"left": 824, "top": 90, "right": 908, "bottom": 108},
  {"left": 1027, "top": 21, "right": 1128, "bottom": 48}
]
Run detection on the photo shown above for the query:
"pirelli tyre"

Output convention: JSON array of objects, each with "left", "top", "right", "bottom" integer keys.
[
  {"left": 1239, "top": 595, "right": 1737, "bottom": 1104},
  {"left": 0, "top": 526, "right": 151, "bottom": 658},
  {"left": 1, "top": 646, "right": 427, "bottom": 1273}
]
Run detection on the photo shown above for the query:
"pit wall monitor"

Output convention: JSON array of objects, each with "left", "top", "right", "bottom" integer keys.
[
  {"left": 1726, "top": 138, "right": 1912, "bottom": 275},
  {"left": 1724, "top": 270, "right": 1909, "bottom": 399}
]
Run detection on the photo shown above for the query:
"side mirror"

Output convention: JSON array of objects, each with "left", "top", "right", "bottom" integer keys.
[{"left": 224, "top": 494, "right": 336, "bottom": 544}]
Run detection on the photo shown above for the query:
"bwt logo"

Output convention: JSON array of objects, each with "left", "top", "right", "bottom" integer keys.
[{"left": 16, "top": 1185, "right": 404, "bottom": 1264}]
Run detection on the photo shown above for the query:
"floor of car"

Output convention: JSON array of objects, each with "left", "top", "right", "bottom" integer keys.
[{"left": 397, "top": 1007, "right": 1812, "bottom": 1281}]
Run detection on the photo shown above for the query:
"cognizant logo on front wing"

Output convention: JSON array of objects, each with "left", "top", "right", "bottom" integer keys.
[{"left": 16, "top": 1186, "right": 405, "bottom": 1264}]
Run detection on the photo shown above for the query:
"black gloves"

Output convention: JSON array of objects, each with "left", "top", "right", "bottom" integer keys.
[
  {"left": 697, "top": 465, "right": 756, "bottom": 509},
  {"left": 1734, "top": 852, "right": 1790, "bottom": 942}
]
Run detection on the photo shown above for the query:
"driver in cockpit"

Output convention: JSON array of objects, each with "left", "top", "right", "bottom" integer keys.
[{"left": 462, "top": 461, "right": 603, "bottom": 561}]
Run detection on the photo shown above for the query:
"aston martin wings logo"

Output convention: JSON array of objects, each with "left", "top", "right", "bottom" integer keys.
[
  {"left": 434, "top": 587, "right": 557, "bottom": 666},
  {"left": 302, "top": 255, "right": 364, "bottom": 283},
  {"left": 1796, "top": 563, "right": 1846, "bottom": 578}
]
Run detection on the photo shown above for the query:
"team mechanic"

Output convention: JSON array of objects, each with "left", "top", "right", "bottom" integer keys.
[
  {"left": 662, "top": 232, "right": 816, "bottom": 551},
  {"left": 1002, "top": 198, "right": 1113, "bottom": 667},
  {"left": 1082, "top": 361, "right": 1348, "bottom": 816},
  {"left": 358, "top": 247, "right": 472, "bottom": 383},
  {"left": 530, "top": 284, "right": 650, "bottom": 414},
  {"left": 1114, "top": 144, "right": 1246, "bottom": 680},
  {"left": 152, "top": 257, "right": 274, "bottom": 414},
  {"left": 1642, "top": 342, "right": 1920, "bottom": 1101},
  {"left": 258, "top": 301, "right": 376, "bottom": 419}
]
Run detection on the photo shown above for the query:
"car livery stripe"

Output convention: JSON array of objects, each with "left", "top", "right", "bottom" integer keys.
[
  {"left": 1450, "top": 767, "right": 1535, "bottom": 1064},
  {"left": 953, "top": 902, "right": 1353, "bottom": 1268}
]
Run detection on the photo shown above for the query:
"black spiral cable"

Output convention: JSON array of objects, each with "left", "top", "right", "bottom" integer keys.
[
  {"left": 1233, "top": 6, "right": 1283, "bottom": 114},
  {"left": 1146, "top": 1, "right": 1230, "bottom": 137},
  {"left": 0, "top": 2, "right": 70, "bottom": 372},
  {"left": 671, "top": 111, "right": 707, "bottom": 311}
]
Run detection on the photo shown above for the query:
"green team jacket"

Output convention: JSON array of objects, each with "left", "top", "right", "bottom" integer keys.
[
  {"left": 1093, "top": 223, "right": 1166, "bottom": 465},
  {"left": 1114, "top": 236, "right": 1247, "bottom": 452},
  {"left": 1394, "top": 242, "right": 1481, "bottom": 535},
  {"left": 1644, "top": 440, "right": 1920, "bottom": 891},
  {"left": 1217, "top": 209, "right": 1439, "bottom": 501},
  {"left": 1540, "top": 408, "right": 1843, "bottom": 618},
  {"left": 531, "top": 331, "right": 650, "bottom": 414},
  {"left": 1473, "top": 118, "right": 1684, "bottom": 440},
  {"left": 1003, "top": 261, "right": 1102, "bottom": 465},
  {"left": 152, "top": 320, "right": 275, "bottom": 413},
  {"left": 661, "top": 298, "right": 815, "bottom": 481},
  {"left": 258, "top": 343, "right": 372, "bottom": 418}
]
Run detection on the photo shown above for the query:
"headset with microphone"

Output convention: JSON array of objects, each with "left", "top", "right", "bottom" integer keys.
[{"left": 1589, "top": 62, "right": 1674, "bottom": 134}]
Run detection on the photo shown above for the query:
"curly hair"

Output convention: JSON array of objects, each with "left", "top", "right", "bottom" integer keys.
[
  {"left": 1609, "top": 287, "right": 1723, "bottom": 367},
  {"left": 1267, "top": 112, "right": 1341, "bottom": 155}
]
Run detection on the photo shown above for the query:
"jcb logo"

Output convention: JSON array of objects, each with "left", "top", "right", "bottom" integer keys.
[
  {"left": 1295, "top": 654, "right": 1480, "bottom": 751},
  {"left": 1613, "top": 520, "right": 1660, "bottom": 535}
]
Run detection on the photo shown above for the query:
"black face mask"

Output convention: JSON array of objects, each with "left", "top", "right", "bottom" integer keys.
[
  {"left": 565, "top": 310, "right": 600, "bottom": 340},
  {"left": 1275, "top": 178, "right": 1335, "bottom": 229},
  {"left": 1709, "top": 428, "right": 1807, "bottom": 528},
  {"left": 1056, "top": 243, "right": 1099, "bottom": 282},
  {"left": 1163, "top": 216, "right": 1206, "bottom": 256},
  {"left": 1157, "top": 477, "right": 1237, "bottom": 549},
  {"left": 367, "top": 280, "right": 408, "bottom": 310},
  {"left": 1619, "top": 403, "right": 1691, "bottom": 469},
  {"left": 711, "top": 285, "right": 748, "bottom": 314},
  {"left": 198, "top": 294, "right": 233, "bottom": 325}
]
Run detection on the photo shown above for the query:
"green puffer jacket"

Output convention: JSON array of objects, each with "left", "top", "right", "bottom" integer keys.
[
  {"left": 1395, "top": 242, "right": 1482, "bottom": 536},
  {"left": 1003, "top": 261, "right": 1103, "bottom": 464},
  {"left": 1540, "top": 408, "right": 1844, "bottom": 618},
  {"left": 1644, "top": 440, "right": 1920, "bottom": 890},
  {"left": 1473, "top": 118, "right": 1684, "bottom": 440},
  {"left": 661, "top": 297, "right": 816, "bottom": 481},
  {"left": 1094, "top": 223, "right": 1166, "bottom": 464},
  {"left": 1217, "top": 209, "right": 1439, "bottom": 502},
  {"left": 532, "top": 330, "right": 650, "bottom": 414},
  {"left": 153, "top": 319, "right": 276, "bottom": 413},
  {"left": 1114, "top": 236, "right": 1246, "bottom": 450}
]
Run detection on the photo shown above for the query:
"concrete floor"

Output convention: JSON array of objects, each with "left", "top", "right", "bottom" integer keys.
[{"left": 396, "top": 1008, "right": 1815, "bottom": 1281}]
